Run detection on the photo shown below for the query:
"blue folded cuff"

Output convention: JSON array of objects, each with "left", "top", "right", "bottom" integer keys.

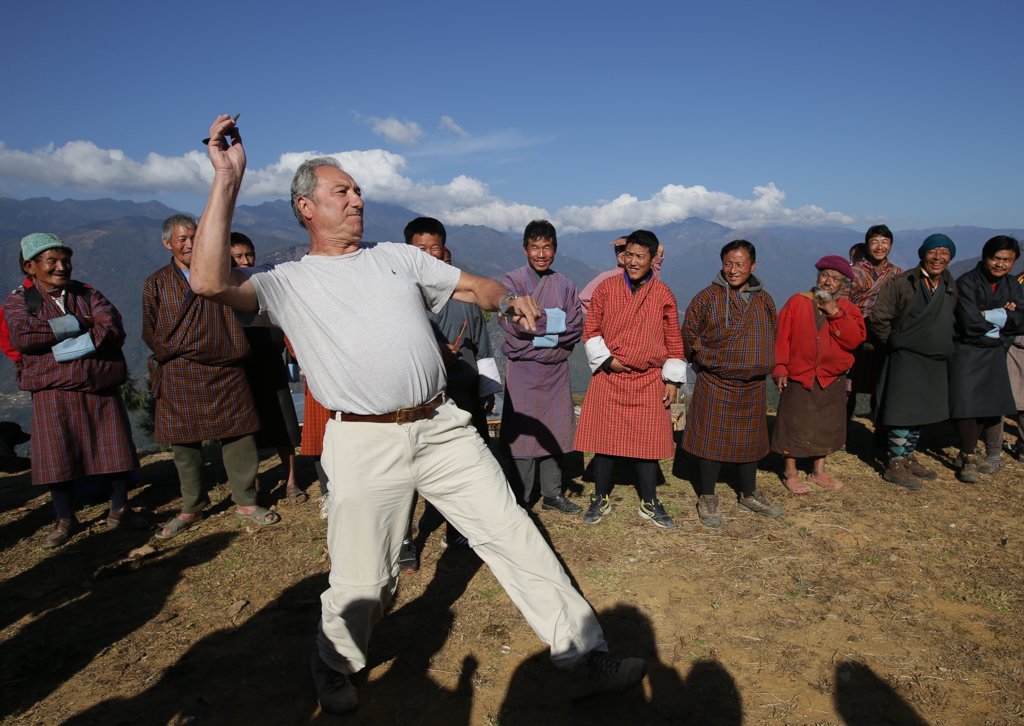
[
  {"left": 984, "top": 308, "right": 1008, "bottom": 329},
  {"left": 533, "top": 334, "right": 559, "bottom": 348},
  {"left": 544, "top": 308, "right": 566, "bottom": 335},
  {"left": 48, "top": 314, "right": 82, "bottom": 341}
]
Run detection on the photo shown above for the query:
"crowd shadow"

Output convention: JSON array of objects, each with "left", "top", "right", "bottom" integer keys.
[
  {"left": 834, "top": 661, "right": 930, "bottom": 725},
  {"left": 0, "top": 531, "right": 235, "bottom": 721}
]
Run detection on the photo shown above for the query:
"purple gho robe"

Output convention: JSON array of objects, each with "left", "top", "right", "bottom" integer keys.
[{"left": 498, "top": 266, "right": 582, "bottom": 459}]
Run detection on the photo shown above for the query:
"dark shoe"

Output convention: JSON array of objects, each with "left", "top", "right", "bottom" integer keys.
[
  {"left": 1002, "top": 440, "right": 1024, "bottom": 462},
  {"left": 957, "top": 455, "right": 980, "bottom": 484},
  {"left": 107, "top": 507, "right": 149, "bottom": 530},
  {"left": 310, "top": 652, "right": 358, "bottom": 715},
  {"left": 582, "top": 494, "right": 610, "bottom": 525},
  {"left": 738, "top": 489, "right": 782, "bottom": 518},
  {"left": 542, "top": 495, "right": 583, "bottom": 515},
  {"left": 638, "top": 498, "right": 674, "bottom": 529},
  {"left": 398, "top": 538, "right": 418, "bottom": 574},
  {"left": 883, "top": 456, "right": 922, "bottom": 490},
  {"left": 696, "top": 495, "right": 722, "bottom": 527},
  {"left": 977, "top": 453, "right": 1004, "bottom": 475},
  {"left": 563, "top": 651, "right": 648, "bottom": 699},
  {"left": 905, "top": 454, "right": 938, "bottom": 481},
  {"left": 42, "top": 518, "right": 77, "bottom": 549},
  {"left": 441, "top": 524, "right": 470, "bottom": 549}
]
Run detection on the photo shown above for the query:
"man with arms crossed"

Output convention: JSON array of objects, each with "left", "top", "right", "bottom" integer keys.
[{"left": 190, "top": 115, "right": 647, "bottom": 715}]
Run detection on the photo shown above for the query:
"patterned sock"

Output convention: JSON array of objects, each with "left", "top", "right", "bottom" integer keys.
[{"left": 888, "top": 428, "right": 920, "bottom": 458}]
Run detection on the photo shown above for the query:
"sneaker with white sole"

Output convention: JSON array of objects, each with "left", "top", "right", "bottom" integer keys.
[
  {"left": 638, "top": 498, "right": 674, "bottom": 529},
  {"left": 563, "top": 651, "right": 649, "bottom": 699},
  {"left": 737, "top": 489, "right": 782, "bottom": 518},
  {"left": 583, "top": 494, "right": 611, "bottom": 525},
  {"left": 310, "top": 652, "right": 358, "bottom": 715}
]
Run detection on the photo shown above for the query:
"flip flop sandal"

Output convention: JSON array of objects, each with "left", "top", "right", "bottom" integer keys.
[
  {"left": 286, "top": 486, "right": 308, "bottom": 504},
  {"left": 236, "top": 506, "right": 281, "bottom": 525},
  {"left": 782, "top": 475, "right": 811, "bottom": 495},
  {"left": 807, "top": 473, "right": 844, "bottom": 490},
  {"left": 153, "top": 516, "right": 203, "bottom": 540}
]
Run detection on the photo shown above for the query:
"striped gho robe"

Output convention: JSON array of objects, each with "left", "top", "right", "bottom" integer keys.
[
  {"left": 574, "top": 272, "right": 685, "bottom": 460},
  {"left": 499, "top": 266, "right": 582, "bottom": 458},
  {"left": 142, "top": 261, "right": 259, "bottom": 444},
  {"left": 4, "top": 280, "right": 138, "bottom": 485},
  {"left": 681, "top": 273, "right": 777, "bottom": 463}
]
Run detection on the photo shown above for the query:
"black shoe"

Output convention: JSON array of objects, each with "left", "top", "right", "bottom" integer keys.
[
  {"left": 638, "top": 498, "right": 674, "bottom": 529},
  {"left": 563, "top": 651, "right": 649, "bottom": 699},
  {"left": 583, "top": 494, "right": 610, "bottom": 525},
  {"left": 398, "top": 538, "right": 418, "bottom": 574},
  {"left": 310, "top": 652, "right": 358, "bottom": 715},
  {"left": 442, "top": 524, "right": 470, "bottom": 549},
  {"left": 542, "top": 495, "right": 583, "bottom": 515}
]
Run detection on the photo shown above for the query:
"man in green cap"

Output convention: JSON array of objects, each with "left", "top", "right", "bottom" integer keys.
[{"left": 868, "top": 234, "right": 959, "bottom": 490}]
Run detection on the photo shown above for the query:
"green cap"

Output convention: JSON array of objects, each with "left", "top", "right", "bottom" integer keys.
[{"left": 21, "top": 233, "right": 71, "bottom": 261}]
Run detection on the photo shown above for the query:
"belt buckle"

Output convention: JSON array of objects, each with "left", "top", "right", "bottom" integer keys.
[{"left": 395, "top": 405, "right": 416, "bottom": 425}]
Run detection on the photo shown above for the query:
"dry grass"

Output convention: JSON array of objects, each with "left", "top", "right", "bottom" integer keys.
[{"left": 0, "top": 417, "right": 1022, "bottom": 725}]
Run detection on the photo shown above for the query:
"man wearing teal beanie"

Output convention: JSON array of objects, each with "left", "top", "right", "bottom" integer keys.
[{"left": 867, "top": 234, "right": 958, "bottom": 490}]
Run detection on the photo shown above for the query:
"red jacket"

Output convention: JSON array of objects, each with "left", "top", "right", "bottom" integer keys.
[{"left": 773, "top": 293, "right": 865, "bottom": 390}]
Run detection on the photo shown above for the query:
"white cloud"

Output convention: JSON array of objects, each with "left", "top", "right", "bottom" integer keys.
[
  {"left": 351, "top": 113, "right": 424, "bottom": 146},
  {"left": 554, "top": 183, "right": 856, "bottom": 233},
  {"left": 0, "top": 139, "right": 856, "bottom": 233},
  {"left": 439, "top": 115, "right": 470, "bottom": 138}
]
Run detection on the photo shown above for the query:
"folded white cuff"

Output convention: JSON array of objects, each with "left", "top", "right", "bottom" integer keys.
[
  {"left": 662, "top": 358, "right": 687, "bottom": 385},
  {"left": 585, "top": 336, "right": 612, "bottom": 374},
  {"left": 477, "top": 357, "right": 503, "bottom": 397}
]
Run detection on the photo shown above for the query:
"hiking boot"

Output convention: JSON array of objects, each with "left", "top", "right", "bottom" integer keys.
[
  {"left": 905, "top": 454, "right": 938, "bottom": 481},
  {"left": 42, "top": 518, "right": 77, "bottom": 549},
  {"left": 957, "top": 455, "right": 980, "bottom": 484},
  {"left": 310, "top": 652, "right": 358, "bottom": 715},
  {"left": 977, "top": 453, "right": 1004, "bottom": 475},
  {"left": 696, "top": 495, "right": 722, "bottom": 527},
  {"left": 638, "top": 498, "right": 674, "bottom": 529},
  {"left": 441, "top": 524, "right": 470, "bottom": 549},
  {"left": 583, "top": 494, "right": 610, "bottom": 525},
  {"left": 397, "top": 538, "right": 418, "bottom": 574},
  {"left": 106, "top": 507, "right": 149, "bottom": 530},
  {"left": 883, "top": 456, "right": 922, "bottom": 490},
  {"left": 738, "top": 489, "right": 783, "bottom": 518},
  {"left": 563, "top": 651, "right": 649, "bottom": 700},
  {"left": 542, "top": 495, "right": 583, "bottom": 515}
]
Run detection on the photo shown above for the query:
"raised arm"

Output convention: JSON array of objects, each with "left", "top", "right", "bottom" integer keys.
[
  {"left": 190, "top": 115, "right": 260, "bottom": 312},
  {"left": 452, "top": 270, "right": 540, "bottom": 333}
]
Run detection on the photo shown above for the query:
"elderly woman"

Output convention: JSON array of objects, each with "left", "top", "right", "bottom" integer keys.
[
  {"left": 771, "top": 256, "right": 866, "bottom": 492},
  {"left": 4, "top": 233, "right": 144, "bottom": 548},
  {"left": 948, "top": 235, "right": 1024, "bottom": 482}
]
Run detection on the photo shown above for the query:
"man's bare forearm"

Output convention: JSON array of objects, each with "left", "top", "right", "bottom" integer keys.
[
  {"left": 191, "top": 175, "right": 241, "bottom": 298},
  {"left": 452, "top": 273, "right": 509, "bottom": 310}
]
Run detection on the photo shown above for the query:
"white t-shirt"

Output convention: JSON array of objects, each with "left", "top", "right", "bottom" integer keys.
[{"left": 240, "top": 242, "right": 461, "bottom": 415}]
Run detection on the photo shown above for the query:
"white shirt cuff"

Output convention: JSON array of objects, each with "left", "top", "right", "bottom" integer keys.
[
  {"left": 477, "top": 357, "right": 503, "bottom": 397},
  {"left": 585, "top": 336, "right": 612, "bottom": 374},
  {"left": 662, "top": 358, "right": 687, "bottom": 385}
]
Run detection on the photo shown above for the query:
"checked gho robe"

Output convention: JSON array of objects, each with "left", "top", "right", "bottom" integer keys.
[
  {"left": 574, "top": 272, "right": 685, "bottom": 460},
  {"left": 142, "top": 261, "right": 259, "bottom": 445},
  {"left": 681, "top": 273, "right": 777, "bottom": 463},
  {"left": 4, "top": 280, "right": 138, "bottom": 486},
  {"left": 499, "top": 266, "right": 582, "bottom": 459}
]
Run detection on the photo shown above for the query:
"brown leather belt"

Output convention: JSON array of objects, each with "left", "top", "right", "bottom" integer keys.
[{"left": 332, "top": 394, "right": 444, "bottom": 425}]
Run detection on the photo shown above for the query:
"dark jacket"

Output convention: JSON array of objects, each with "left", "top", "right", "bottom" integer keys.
[{"left": 868, "top": 266, "right": 958, "bottom": 348}]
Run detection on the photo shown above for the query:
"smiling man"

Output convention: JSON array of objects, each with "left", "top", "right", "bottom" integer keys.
[
  {"left": 142, "top": 214, "right": 273, "bottom": 539},
  {"left": 575, "top": 230, "right": 686, "bottom": 528},
  {"left": 680, "top": 240, "right": 780, "bottom": 526},
  {"left": 869, "top": 234, "right": 960, "bottom": 489},
  {"left": 946, "top": 236, "right": 1024, "bottom": 483},
  {"left": 499, "top": 220, "right": 584, "bottom": 514}
]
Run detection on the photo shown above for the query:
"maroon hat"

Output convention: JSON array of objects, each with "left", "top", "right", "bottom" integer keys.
[{"left": 815, "top": 255, "right": 855, "bottom": 280}]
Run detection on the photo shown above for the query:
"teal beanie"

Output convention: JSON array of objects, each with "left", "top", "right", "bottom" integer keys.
[
  {"left": 21, "top": 233, "right": 71, "bottom": 261},
  {"left": 918, "top": 233, "right": 956, "bottom": 260}
]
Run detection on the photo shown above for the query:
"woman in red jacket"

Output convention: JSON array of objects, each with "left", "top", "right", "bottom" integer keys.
[
  {"left": 771, "top": 256, "right": 866, "bottom": 493},
  {"left": 4, "top": 233, "right": 145, "bottom": 547}
]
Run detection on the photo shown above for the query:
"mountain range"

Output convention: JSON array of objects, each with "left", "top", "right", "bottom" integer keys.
[{"left": 2, "top": 194, "right": 1023, "bottom": 433}]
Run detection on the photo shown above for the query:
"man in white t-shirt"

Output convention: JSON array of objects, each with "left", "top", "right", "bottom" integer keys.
[{"left": 189, "top": 115, "right": 648, "bottom": 715}]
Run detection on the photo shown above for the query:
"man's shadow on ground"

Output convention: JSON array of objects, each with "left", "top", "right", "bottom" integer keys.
[
  {"left": 496, "top": 603, "right": 743, "bottom": 726},
  {"left": 834, "top": 661, "right": 930, "bottom": 725}
]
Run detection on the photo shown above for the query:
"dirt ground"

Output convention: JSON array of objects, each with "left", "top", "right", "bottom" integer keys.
[{"left": 1, "top": 415, "right": 1022, "bottom": 726}]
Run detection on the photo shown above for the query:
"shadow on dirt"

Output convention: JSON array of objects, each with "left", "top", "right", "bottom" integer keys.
[{"left": 834, "top": 661, "right": 930, "bottom": 725}]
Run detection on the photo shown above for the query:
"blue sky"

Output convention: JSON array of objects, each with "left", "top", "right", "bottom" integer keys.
[{"left": 1, "top": 0, "right": 1021, "bottom": 233}]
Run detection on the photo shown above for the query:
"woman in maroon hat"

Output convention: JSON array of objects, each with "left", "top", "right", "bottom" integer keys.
[{"left": 771, "top": 256, "right": 866, "bottom": 493}]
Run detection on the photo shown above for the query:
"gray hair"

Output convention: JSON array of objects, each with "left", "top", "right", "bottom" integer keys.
[
  {"left": 162, "top": 214, "right": 198, "bottom": 242},
  {"left": 290, "top": 157, "right": 342, "bottom": 229}
]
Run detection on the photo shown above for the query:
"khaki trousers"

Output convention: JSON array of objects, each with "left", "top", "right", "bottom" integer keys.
[{"left": 317, "top": 401, "right": 606, "bottom": 674}]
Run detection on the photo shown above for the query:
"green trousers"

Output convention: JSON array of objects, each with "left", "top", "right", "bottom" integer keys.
[{"left": 172, "top": 434, "right": 258, "bottom": 513}]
